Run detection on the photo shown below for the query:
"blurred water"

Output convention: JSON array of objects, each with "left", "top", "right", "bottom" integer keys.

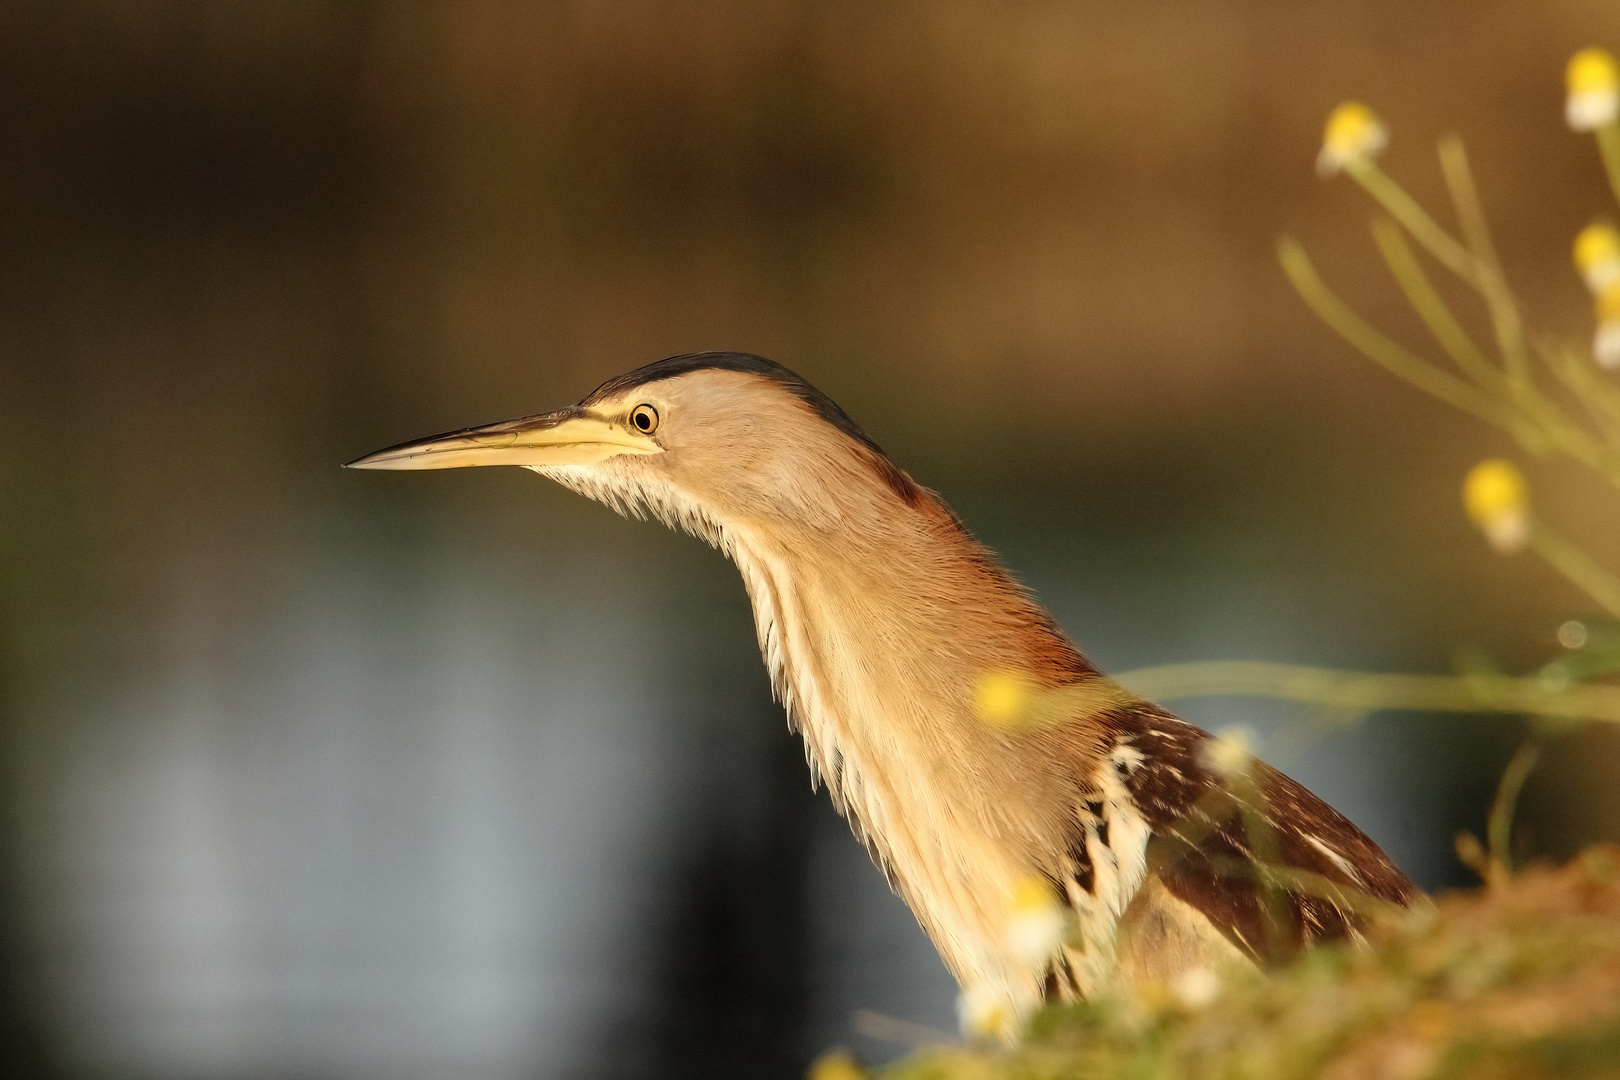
[{"left": 33, "top": 540, "right": 672, "bottom": 1076}]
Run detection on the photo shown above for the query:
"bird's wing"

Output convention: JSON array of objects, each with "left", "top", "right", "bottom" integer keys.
[{"left": 1106, "top": 706, "right": 1418, "bottom": 964}]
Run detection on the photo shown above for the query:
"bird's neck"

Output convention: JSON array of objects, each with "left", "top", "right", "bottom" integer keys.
[{"left": 719, "top": 482, "right": 1104, "bottom": 987}]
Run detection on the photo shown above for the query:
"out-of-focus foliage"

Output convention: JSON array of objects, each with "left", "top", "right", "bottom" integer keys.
[
  {"left": 1116, "top": 46, "right": 1620, "bottom": 890},
  {"left": 877, "top": 847, "right": 1620, "bottom": 1080}
]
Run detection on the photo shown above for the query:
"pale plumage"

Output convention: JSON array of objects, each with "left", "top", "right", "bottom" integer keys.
[{"left": 348, "top": 352, "right": 1417, "bottom": 1037}]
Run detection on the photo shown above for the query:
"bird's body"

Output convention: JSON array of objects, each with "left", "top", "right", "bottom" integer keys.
[{"left": 350, "top": 352, "right": 1417, "bottom": 1036}]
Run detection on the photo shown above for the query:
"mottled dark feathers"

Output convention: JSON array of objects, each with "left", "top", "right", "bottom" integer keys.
[{"left": 1111, "top": 708, "right": 1417, "bottom": 966}]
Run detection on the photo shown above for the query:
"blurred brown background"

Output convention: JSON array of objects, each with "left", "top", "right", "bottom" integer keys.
[{"left": 1, "top": 2, "right": 1618, "bottom": 1077}]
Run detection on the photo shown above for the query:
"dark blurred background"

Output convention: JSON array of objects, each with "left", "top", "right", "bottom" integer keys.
[{"left": 1, "top": 1, "right": 1618, "bottom": 1077}]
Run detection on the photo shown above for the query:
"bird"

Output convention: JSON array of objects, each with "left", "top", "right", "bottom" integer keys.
[{"left": 347, "top": 351, "right": 1418, "bottom": 1038}]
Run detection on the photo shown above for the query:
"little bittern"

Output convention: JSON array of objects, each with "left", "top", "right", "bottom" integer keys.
[{"left": 349, "top": 352, "right": 1416, "bottom": 1037}]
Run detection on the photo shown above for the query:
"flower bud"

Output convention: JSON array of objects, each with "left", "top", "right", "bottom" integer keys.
[
  {"left": 1317, "top": 102, "right": 1388, "bottom": 177},
  {"left": 1463, "top": 460, "right": 1530, "bottom": 554},
  {"left": 1567, "top": 47, "right": 1620, "bottom": 132}
]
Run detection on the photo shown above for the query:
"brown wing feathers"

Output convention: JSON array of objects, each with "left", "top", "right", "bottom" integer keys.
[{"left": 1114, "top": 708, "right": 1417, "bottom": 965}]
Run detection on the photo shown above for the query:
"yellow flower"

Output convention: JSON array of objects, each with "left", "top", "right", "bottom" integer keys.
[
  {"left": 1567, "top": 47, "right": 1619, "bottom": 132},
  {"left": 1463, "top": 460, "right": 1530, "bottom": 554},
  {"left": 974, "top": 669, "right": 1033, "bottom": 727},
  {"left": 1317, "top": 102, "right": 1388, "bottom": 178},
  {"left": 1574, "top": 223, "right": 1620, "bottom": 293}
]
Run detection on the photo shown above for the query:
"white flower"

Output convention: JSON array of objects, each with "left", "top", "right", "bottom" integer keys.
[
  {"left": 1596, "top": 320, "right": 1620, "bottom": 371},
  {"left": 1567, "top": 48, "right": 1619, "bottom": 132},
  {"left": 1005, "top": 877, "right": 1067, "bottom": 966},
  {"left": 1597, "top": 284, "right": 1620, "bottom": 371},
  {"left": 956, "top": 984, "right": 1015, "bottom": 1041}
]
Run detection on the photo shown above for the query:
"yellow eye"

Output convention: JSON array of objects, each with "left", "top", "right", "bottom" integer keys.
[{"left": 630, "top": 403, "right": 660, "bottom": 434}]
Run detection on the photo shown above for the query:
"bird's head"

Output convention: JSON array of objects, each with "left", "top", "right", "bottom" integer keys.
[{"left": 346, "top": 352, "right": 921, "bottom": 537}]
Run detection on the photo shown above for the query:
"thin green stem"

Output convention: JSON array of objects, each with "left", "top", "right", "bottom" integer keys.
[
  {"left": 1365, "top": 184, "right": 1608, "bottom": 472},
  {"left": 1369, "top": 216, "right": 1505, "bottom": 392},
  {"left": 1533, "top": 413, "right": 1620, "bottom": 487},
  {"left": 1345, "top": 159, "right": 1481, "bottom": 287},
  {"left": 1431, "top": 139, "right": 1616, "bottom": 479},
  {"left": 1530, "top": 522, "right": 1620, "bottom": 617},
  {"left": 1230, "top": 763, "right": 1292, "bottom": 960},
  {"left": 1320, "top": 154, "right": 1620, "bottom": 484},
  {"left": 1597, "top": 122, "right": 1620, "bottom": 207},
  {"left": 1205, "top": 857, "right": 1410, "bottom": 926},
  {"left": 1455, "top": 831, "right": 1493, "bottom": 884},
  {"left": 1278, "top": 238, "right": 1527, "bottom": 437},
  {"left": 1541, "top": 343, "right": 1620, "bottom": 447},
  {"left": 1113, "top": 660, "right": 1620, "bottom": 727},
  {"left": 1438, "top": 135, "right": 1533, "bottom": 382},
  {"left": 1492, "top": 370, "right": 1620, "bottom": 481},
  {"left": 1429, "top": 139, "right": 1620, "bottom": 484},
  {"left": 1544, "top": 342, "right": 1620, "bottom": 422},
  {"left": 1487, "top": 739, "right": 1541, "bottom": 876}
]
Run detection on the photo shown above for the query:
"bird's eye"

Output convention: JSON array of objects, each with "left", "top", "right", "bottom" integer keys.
[{"left": 630, "top": 403, "right": 660, "bottom": 434}]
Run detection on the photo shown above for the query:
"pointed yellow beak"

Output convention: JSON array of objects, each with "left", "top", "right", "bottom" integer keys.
[{"left": 344, "top": 408, "right": 663, "bottom": 471}]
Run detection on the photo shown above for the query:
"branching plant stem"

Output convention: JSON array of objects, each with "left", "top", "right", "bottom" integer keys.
[
  {"left": 1531, "top": 522, "right": 1620, "bottom": 617},
  {"left": 1116, "top": 661, "right": 1620, "bottom": 729},
  {"left": 1597, "top": 121, "right": 1620, "bottom": 205}
]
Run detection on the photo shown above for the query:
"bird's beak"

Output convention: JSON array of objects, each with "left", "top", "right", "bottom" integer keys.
[{"left": 344, "top": 407, "right": 663, "bottom": 471}]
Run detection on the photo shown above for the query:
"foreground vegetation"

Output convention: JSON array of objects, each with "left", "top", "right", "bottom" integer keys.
[{"left": 866, "top": 847, "right": 1620, "bottom": 1080}]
